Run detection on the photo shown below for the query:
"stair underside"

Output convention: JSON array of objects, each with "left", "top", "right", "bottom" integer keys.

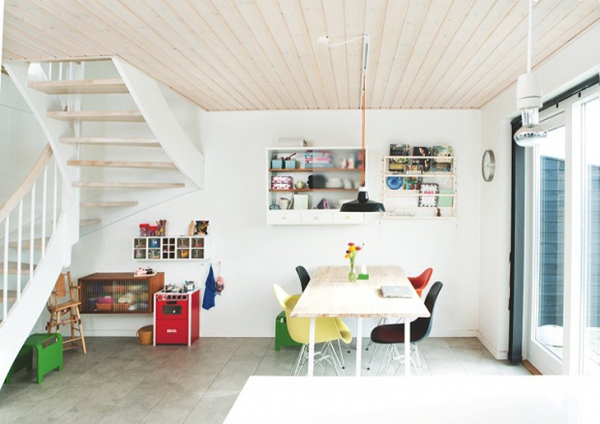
[
  {"left": 67, "top": 160, "right": 177, "bottom": 170},
  {"left": 47, "top": 110, "right": 144, "bottom": 122},
  {"left": 28, "top": 78, "right": 128, "bottom": 94},
  {"left": 81, "top": 201, "right": 138, "bottom": 208},
  {"left": 60, "top": 137, "right": 160, "bottom": 147},
  {"left": 73, "top": 182, "right": 185, "bottom": 189}
]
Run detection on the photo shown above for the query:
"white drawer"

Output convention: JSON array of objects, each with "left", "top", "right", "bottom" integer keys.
[
  {"left": 301, "top": 211, "right": 333, "bottom": 225},
  {"left": 267, "top": 211, "right": 302, "bottom": 225},
  {"left": 333, "top": 212, "right": 365, "bottom": 224}
]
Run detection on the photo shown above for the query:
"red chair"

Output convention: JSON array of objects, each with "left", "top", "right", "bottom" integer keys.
[{"left": 408, "top": 268, "right": 433, "bottom": 297}]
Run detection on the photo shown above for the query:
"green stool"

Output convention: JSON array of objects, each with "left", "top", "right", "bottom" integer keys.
[
  {"left": 5, "top": 333, "right": 63, "bottom": 384},
  {"left": 275, "top": 311, "right": 301, "bottom": 351}
]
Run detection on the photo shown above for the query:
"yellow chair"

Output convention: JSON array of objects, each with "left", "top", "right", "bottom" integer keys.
[
  {"left": 273, "top": 284, "right": 352, "bottom": 376},
  {"left": 46, "top": 271, "right": 87, "bottom": 354}
]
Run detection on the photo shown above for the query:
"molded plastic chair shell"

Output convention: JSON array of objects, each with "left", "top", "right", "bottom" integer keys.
[
  {"left": 273, "top": 284, "right": 351, "bottom": 345},
  {"left": 370, "top": 281, "right": 443, "bottom": 345},
  {"left": 295, "top": 265, "right": 311, "bottom": 292},
  {"left": 408, "top": 267, "right": 433, "bottom": 297}
]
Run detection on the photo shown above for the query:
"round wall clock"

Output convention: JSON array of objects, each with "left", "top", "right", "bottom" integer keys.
[{"left": 481, "top": 149, "right": 496, "bottom": 182}]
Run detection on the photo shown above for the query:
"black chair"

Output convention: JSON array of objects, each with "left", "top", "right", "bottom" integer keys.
[
  {"left": 295, "top": 265, "right": 311, "bottom": 292},
  {"left": 367, "top": 281, "right": 443, "bottom": 374}
]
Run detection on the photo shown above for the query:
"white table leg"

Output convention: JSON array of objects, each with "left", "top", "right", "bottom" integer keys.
[
  {"left": 308, "top": 317, "right": 315, "bottom": 377},
  {"left": 405, "top": 316, "right": 411, "bottom": 376},
  {"left": 355, "top": 317, "right": 363, "bottom": 376}
]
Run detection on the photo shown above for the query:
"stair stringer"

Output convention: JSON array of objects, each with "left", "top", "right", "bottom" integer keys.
[
  {"left": 0, "top": 213, "right": 74, "bottom": 390},
  {"left": 112, "top": 57, "right": 204, "bottom": 189}
]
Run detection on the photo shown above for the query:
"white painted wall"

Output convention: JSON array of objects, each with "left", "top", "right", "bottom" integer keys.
[
  {"left": 0, "top": 73, "right": 46, "bottom": 202},
  {"left": 479, "top": 25, "right": 600, "bottom": 359},
  {"left": 70, "top": 107, "right": 482, "bottom": 339}
]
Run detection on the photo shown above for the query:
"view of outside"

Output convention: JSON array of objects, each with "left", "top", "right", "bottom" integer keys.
[{"left": 536, "top": 125, "right": 565, "bottom": 361}]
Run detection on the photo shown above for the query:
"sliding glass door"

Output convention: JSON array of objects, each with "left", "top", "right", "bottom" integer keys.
[
  {"left": 527, "top": 114, "right": 565, "bottom": 375},
  {"left": 524, "top": 87, "right": 599, "bottom": 375}
]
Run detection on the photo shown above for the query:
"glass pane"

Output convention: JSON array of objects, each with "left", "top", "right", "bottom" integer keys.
[
  {"left": 584, "top": 97, "right": 600, "bottom": 375},
  {"left": 535, "top": 125, "right": 565, "bottom": 359}
]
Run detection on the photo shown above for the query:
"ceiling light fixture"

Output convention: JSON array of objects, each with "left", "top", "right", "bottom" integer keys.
[
  {"left": 514, "top": 0, "right": 547, "bottom": 147},
  {"left": 339, "top": 34, "right": 385, "bottom": 213}
]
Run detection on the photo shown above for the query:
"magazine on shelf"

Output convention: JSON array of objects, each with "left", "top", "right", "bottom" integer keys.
[
  {"left": 432, "top": 145, "right": 453, "bottom": 172},
  {"left": 419, "top": 183, "right": 439, "bottom": 207},
  {"left": 389, "top": 143, "right": 411, "bottom": 172},
  {"left": 412, "top": 146, "right": 431, "bottom": 172}
]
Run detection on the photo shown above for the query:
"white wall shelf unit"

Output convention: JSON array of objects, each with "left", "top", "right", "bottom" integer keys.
[
  {"left": 133, "top": 236, "right": 209, "bottom": 260},
  {"left": 267, "top": 147, "right": 365, "bottom": 225},
  {"left": 382, "top": 155, "right": 456, "bottom": 219}
]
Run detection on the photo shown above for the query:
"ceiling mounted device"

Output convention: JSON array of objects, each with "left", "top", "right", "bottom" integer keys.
[
  {"left": 514, "top": 0, "right": 547, "bottom": 147},
  {"left": 339, "top": 35, "right": 386, "bottom": 213}
]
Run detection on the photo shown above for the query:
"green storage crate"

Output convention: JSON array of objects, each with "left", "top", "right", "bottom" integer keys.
[{"left": 275, "top": 311, "right": 301, "bottom": 350}]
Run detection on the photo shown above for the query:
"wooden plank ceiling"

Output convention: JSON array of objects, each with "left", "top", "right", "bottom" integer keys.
[{"left": 3, "top": 0, "right": 599, "bottom": 111}]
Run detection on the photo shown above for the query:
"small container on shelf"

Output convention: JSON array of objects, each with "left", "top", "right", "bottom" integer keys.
[{"left": 139, "top": 223, "right": 150, "bottom": 236}]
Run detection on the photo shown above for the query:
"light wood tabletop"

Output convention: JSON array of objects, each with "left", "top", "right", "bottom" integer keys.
[
  {"left": 292, "top": 266, "right": 430, "bottom": 319},
  {"left": 291, "top": 265, "right": 430, "bottom": 376}
]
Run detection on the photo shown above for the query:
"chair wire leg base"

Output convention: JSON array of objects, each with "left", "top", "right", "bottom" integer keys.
[
  {"left": 375, "top": 343, "right": 421, "bottom": 376},
  {"left": 293, "top": 342, "right": 346, "bottom": 376}
]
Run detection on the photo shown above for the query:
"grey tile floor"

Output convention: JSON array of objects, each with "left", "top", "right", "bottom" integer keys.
[{"left": 0, "top": 336, "right": 530, "bottom": 424}]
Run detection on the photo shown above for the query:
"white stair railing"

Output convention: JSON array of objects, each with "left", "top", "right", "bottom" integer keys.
[
  {"left": 0, "top": 145, "right": 61, "bottom": 321},
  {"left": 0, "top": 143, "right": 78, "bottom": 390}
]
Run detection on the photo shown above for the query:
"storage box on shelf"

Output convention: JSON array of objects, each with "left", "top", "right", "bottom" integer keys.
[
  {"left": 79, "top": 272, "right": 165, "bottom": 314},
  {"left": 133, "top": 236, "right": 209, "bottom": 260},
  {"left": 382, "top": 154, "right": 456, "bottom": 219},
  {"left": 267, "top": 147, "right": 366, "bottom": 225}
]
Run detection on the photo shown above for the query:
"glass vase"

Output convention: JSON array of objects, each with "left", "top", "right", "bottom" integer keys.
[{"left": 348, "top": 260, "right": 357, "bottom": 282}]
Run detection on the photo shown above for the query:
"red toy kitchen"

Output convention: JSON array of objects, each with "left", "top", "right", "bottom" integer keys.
[{"left": 153, "top": 287, "right": 200, "bottom": 346}]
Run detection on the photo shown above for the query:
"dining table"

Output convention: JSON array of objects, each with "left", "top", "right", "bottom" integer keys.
[{"left": 291, "top": 265, "right": 430, "bottom": 377}]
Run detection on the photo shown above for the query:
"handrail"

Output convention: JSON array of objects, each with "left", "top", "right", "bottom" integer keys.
[{"left": 0, "top": 144, "right": 53, "bottom": 222}]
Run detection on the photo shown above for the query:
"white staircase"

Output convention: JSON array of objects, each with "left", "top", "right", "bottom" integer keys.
[
  {"left": 4, "top": 58, "right": 204, "bottom": 234},
  {"left": 0, "top": 58, "right": 206, "bottom": 388}
]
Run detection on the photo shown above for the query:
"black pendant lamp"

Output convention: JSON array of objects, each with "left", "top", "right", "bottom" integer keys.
[{"left": 340, "top": 35, "right": 385, "bottom": 213}]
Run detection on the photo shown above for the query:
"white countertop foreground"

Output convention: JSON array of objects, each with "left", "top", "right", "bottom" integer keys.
[{"left": 225, "top": 375, "right": 598, "bottom": 424}]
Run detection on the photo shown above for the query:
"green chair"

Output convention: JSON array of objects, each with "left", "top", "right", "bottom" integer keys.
[{"left": 4, "top": 333, "right": 64, "bottom": 384}]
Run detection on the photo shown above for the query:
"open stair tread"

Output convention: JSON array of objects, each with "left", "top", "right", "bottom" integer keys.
[
  {"left": 80, "top": 219, "right": 101, "bottom": 227},
  {"left": 47, "top": 110, "right": 144, "bottom": 122},
  {"left": 0, "top": 289, "right": 19, "bottom": 302},
  {"left": 81, "top": 201, "right": 139, "bottom": 208},
  {"left": 73, "top": 181, "right": 185, "bottom": 189},
  {"left": 28, "top": 78, "right": 128, "bottom": 94},
  {"left": 60, "top": 137, "right": 160, "bottom": 147},
  {"left": 0, "top": 262, "right": 33, "bottom": 275},
  {"left": 8, "top": 237, "right": 49, "bottom": 250},
  {"left": 67, "top": 160, "right": 177, "bottom": 170}
]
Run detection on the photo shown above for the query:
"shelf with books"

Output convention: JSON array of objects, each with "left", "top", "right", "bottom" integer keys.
[
  {"left": 267, "top": 147, "right": 366, "bottom": 225},
  {"left": 382, "top": 144, "right": 456, "bottom": 219}
]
